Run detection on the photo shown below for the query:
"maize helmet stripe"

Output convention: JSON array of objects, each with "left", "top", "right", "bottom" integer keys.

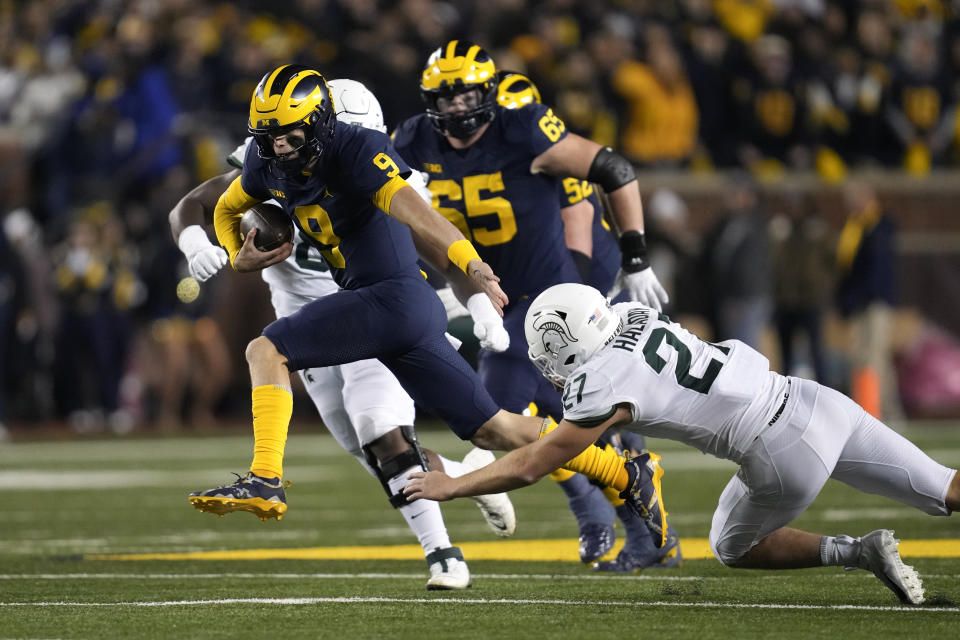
[
  {"left": 496, "top": 71, "right": 541, "bottom": 109},
  {"left": 250, "top": 65, "right": 334, "bottom": 132},
  {"left": 248, "top": 64, "right": 337, "bottom": 177},
  {"left": 421, "top": 39, "right": 496, "bottom": 90}
]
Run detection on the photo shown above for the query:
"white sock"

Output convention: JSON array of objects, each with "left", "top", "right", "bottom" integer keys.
[
  {"left": 438, "top": 455, "right": 469, "bottom": 478},
  {"left": 820, "top": 534, "right": 861, "bottom": 567},
  {"left": 388, "top": 465, "right": 451, "bottom": 554}
]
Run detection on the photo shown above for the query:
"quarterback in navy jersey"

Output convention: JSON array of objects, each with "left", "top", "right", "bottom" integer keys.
[{"left": 187, "top": 65, "right": 644, "bottom": 530}]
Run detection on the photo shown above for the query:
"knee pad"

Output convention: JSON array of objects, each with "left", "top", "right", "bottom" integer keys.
[
  {"left": 361, "top": 425, "right": 430, "bottom": 508},
  {"left": 709, "top": 531, "right": 745, "bottom": 567}
]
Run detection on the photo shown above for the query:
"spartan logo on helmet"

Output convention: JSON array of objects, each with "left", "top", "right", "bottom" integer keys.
[
  {"left": 525, "top": 283, "right": 624, "bottom": 388},
  {"left": 530, "top": 310, "right": 578, "bottom": 359}
]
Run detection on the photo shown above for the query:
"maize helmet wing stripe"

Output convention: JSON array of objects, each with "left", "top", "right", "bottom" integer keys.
[
  {"left": 250, "top": 65, "right": 334, "bottom": 133},
  {"left": 496, "top": 71, "right": 541, "bottom": 109},
  {"left": 421, "top": 40, "right": 496, "bottom": 91}
]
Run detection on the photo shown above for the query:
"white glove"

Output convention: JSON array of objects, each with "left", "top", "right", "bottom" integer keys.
[
  {"left": 178, "top": 225, "right": 228, "bottom": 282},
  {"left": 466, "top": 293, "right": 510, "bottom": 352},
  {"left": 435, "top": 285, "right": 470, "bottom": 320},
  {"left": 608, "top": 267, "right": 669, "bottom": 311}
]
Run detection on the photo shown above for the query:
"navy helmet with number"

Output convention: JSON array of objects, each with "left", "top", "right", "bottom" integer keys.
[{"left": 420, "top": 40, "right": 498, "bottom": 139}]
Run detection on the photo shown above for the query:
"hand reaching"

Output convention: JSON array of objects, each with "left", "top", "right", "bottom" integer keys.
[
  {"left": 467, "top": 293, "right": 510, "bottom": 352},
  {"left": 467, "top": 259, "right": 508, "bottom": 315},
  {"left": 608, "top": 267, "right": 668, "bottom": 311},
  {"left": 403, "top": 470, "right": 456, "bottom": 502}
]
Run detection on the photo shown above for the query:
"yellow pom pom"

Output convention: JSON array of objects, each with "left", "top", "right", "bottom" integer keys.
[{"left": 176, "top": 277, "right": 200, "bottom": 303}]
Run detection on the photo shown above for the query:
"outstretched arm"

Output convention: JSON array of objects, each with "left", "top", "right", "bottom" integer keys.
[
  {"left": 169, "top": 171, "right": 238, "bottom": 282},
  {"left": 532, "top": 134, "right": 667, "bottom": 309},
  {"left": 403, "top": 406, "right": 632, "bottom": 500},
  {"left": 389, "top": 184, "right": 508, "bottom": 313}
]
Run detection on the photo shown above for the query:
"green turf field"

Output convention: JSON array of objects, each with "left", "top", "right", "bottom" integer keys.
[{"left": 2, "top": 422, "right": 960, "bottom": 639}]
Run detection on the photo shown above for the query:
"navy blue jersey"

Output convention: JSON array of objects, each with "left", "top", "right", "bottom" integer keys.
[
  {"left": 558, "top": 178, "right": 619, "bottom": 293},
  {"left": 392, "top": 105, "right": 579, "bottom": 302},
  {"left": 241, "top": 121, "right": 420, "bottom": 290}
]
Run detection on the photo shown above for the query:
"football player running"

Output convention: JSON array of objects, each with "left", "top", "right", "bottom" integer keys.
[
  {"left": 392, "top": 45, "right": 675, "bottom": 571},
  {"left": 405, "top": 282, "right": 960, "bottom": 605},
  {"left": 184, "top": 65, "right": 669, "bottom": 558},
  {"left": 170, "top": 79, "right": 519, "bottom": 589}
]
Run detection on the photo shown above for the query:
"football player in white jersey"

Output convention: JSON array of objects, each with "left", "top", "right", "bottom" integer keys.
[
  {"left": 405, "top": 282, "right": 960, "bottom": 604},
  {"left": 169, "top": 78, "right": 515, "bottom": 590}
]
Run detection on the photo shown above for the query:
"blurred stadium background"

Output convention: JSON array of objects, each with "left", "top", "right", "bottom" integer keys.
[{"left": 2, "top": 0, "right": 960, "bottom": 438}]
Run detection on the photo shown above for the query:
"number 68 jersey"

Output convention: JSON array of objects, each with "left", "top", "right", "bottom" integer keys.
[{"left": 562, "top": 303, "right": 791, "bottom": 463}]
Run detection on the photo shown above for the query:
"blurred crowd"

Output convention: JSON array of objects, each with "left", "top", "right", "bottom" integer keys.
[{"left": 1, "top": 0, "right": 958, "bottom": 436}]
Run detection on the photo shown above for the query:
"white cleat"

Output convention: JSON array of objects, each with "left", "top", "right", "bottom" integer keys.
[
  {"left": 462, "top": 447, "right": 517, "bottom": 537},
  {"left": 851, "top": 529, "right": 925, "bottom": 605},
  {"left": 426, "top": 546, "right": 472, "bottom": 590}
]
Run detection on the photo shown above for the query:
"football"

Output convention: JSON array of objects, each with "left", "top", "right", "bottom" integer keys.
[{"left": 240, "top": 203, "right": 294, "bottom": 251}]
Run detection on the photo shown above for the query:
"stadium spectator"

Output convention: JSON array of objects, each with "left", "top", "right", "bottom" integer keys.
[
  {"left": 51, "top": 204, "right": 142, "bottom": 433},
  {"left": 836, "top": 180, "right": 900, "bottom": 420},
  {"left": 769, "top": 192, "right": 835, "bottom": 382},
  {"left": 733, "top": 34, "right": 810, "bottom": 177},
  {"left": 611, "top": 25, "right": 699, "bottom": 167},
  {"left": 699, "top": 175, "right": 772, "bottom": 349},
  {"left": 884, "top": 26, "right": 956, "bottom": 174},
  {"left": 681, "top": 17, "right": 740, "bottom": 167}
]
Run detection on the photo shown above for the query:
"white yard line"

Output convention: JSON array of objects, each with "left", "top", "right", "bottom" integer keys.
[
  {"left": 0, "top": 596, "right": 955, "bottom": 613},
  {"left": 0, "top": 466, "right": 330, "bottom": 490}
]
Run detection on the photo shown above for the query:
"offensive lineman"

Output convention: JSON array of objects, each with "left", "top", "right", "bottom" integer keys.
[
  {"left": 495, "top": 71, "right": 681, "bottom": 572},
  {"left": 186, "top": 65, "right": 670, "bottom": 552},
  {"left": 405, "top": 283, "right": 960, "bottom": 605},
  {"left": 392, "top": 44, "right": 673, "bottom": 570},
  {"left": 170, "top": 79, "right": 516, "bottom": 589}
]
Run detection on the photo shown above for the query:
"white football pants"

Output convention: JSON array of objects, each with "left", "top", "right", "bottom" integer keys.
[{"left": 710, "top": 376, "right": 955, "bottom": 565}]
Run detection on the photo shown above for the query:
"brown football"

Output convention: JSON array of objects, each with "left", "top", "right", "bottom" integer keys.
[{"left": 240, "top": 203, "right": 294, "bottom": 251}]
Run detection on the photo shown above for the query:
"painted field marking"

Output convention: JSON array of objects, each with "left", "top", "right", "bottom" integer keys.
[
  {"left": 0, "top": 596, "right": 956, "bottom": 613},
  {"left": 85, "top": 538, "right": 960, "bottom": 562},
  {"left": 3, "top": 572, "right": 960, "bottom": 581}
]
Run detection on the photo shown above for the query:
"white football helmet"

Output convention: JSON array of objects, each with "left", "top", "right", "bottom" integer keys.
[
  {"left": 525, "top": 283, "right": 622, "bottom": 387},
  {"left": 328, "top": 78, "right": 386, "bottom": 133}
]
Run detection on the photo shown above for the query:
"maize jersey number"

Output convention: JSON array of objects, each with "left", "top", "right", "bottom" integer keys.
[{"left": 427, "top": 172, "right": 517, "bottom": 246}]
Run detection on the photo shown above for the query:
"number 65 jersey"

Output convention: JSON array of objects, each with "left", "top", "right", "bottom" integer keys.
[
  {"left": 562, "top": 303, "right": 791, "bottom": 463},
  {"left": 392, "top": 104, "right": 579, "bottom": 302}
]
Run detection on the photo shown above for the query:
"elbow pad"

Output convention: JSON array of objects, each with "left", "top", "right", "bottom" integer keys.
[{"left": 587, "top": 147, "right": 636, "bottom": 192}]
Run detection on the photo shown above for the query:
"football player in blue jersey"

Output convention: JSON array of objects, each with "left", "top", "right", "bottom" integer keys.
[
  {"left": 186, "top": 64, "right": 670, "bottom": 552},
  {"left": 392, "top": 45, "right": 674, "bottom": 571},
  {"left": 173, "top": 78, "right": 521, "bottom": 589},
  {"left": 490, "top": 70, "right": 682, "bottom": 572}
]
